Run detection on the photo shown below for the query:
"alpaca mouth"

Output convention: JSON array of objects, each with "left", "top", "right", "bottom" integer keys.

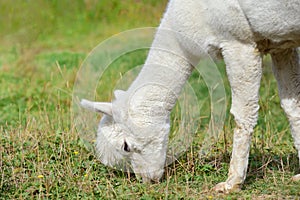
[
  {"left": 141, "top": 176, "right": 160, "bottom": 184},
  {"left": 134, "top": 168, "right": 164, "bottom": 183}
]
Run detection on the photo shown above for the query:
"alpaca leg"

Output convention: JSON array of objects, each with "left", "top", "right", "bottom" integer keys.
[
  {"left": 214, "top": 42, "right": 262, "bottom": 193},
  {"left": 271, "top": 48, "right": 300, "bottom": 182}
]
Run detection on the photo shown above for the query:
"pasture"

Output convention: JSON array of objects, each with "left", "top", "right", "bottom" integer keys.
[{"left": 0, "top": 0, "right": 299, "bottom": 199}]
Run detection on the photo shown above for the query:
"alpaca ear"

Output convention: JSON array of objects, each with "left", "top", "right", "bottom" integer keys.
[
  {"left": 80, "top": 99, "right": 112, "bottom": 116},
  {"left": 114, "top": 90, "right": 126, "bottom": 99}
]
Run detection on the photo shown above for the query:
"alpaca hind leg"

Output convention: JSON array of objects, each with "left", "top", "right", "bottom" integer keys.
[
  {"left": 271, "top": 48, "right": 300, "bottom": 181},
  {"left": 214, "top": 42, "right": 262, "bottom": 193}
]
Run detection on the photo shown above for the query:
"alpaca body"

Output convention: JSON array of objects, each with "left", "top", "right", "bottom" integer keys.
[{"left": 81, "top": 0, "right": 300, "bottom": 192}]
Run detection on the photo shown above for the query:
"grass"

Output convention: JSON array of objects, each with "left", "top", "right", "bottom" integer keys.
[{"left": 0, "top": 0, "right": 299, "bottom": 199}]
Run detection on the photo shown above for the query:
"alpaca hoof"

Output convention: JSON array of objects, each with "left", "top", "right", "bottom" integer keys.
[
  {"left": 292, "top": 174, "right": 300, "bottom": 181},
  {"left": 213, "top": 182, "right": 241, "bottom": 194}
]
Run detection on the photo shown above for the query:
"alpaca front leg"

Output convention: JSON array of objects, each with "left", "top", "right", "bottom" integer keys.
[
  {"left": 214, "top": 42, "right": 262, "bottom": 193},
  {"left": 271, "top": 48, "right": 300, "bottom": 182}
]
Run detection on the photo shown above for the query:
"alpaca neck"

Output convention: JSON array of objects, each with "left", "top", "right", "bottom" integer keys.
[
  {"left": 122, "top": 48, "right": 194, "bottom": 127},
  {"left": 119, "top": 14, "right": 197, "bottom": 126},
  {"left": 129, "top": 62, "right": 193, "bottom": 111}
]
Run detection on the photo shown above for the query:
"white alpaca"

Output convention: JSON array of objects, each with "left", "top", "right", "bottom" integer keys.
[{"left": 81, "top": 0, "right": 300, "bottom": 193}]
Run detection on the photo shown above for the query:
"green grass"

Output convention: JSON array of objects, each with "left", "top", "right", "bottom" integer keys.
[{"left": 1, "top": 0, "right": 299, "bottom": 199}]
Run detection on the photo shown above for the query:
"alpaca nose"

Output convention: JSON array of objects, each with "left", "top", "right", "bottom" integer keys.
[{"left": 140, "top": 168, "right": 164, "bottom": 183}]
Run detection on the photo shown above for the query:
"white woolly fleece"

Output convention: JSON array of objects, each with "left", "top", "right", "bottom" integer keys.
[{"left": 81, "top": 0, "right": 300, "bottom": 192}]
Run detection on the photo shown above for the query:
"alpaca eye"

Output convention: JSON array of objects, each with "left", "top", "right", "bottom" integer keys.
[{"left": 123, "top": 140, "right": 130, "bottom": 152}]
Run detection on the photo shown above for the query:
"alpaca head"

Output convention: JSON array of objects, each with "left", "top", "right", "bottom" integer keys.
[{"left": 80, "top": 90, "right": 170, "bottom": 182}]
